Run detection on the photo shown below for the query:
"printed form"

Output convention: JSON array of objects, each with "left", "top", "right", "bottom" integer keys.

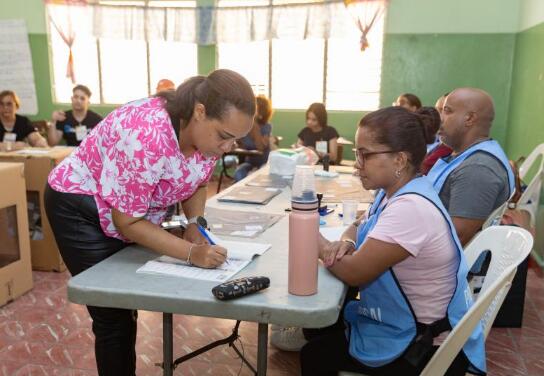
[{"left": 136, "top": 240, "right": 271, "bottom": 282}]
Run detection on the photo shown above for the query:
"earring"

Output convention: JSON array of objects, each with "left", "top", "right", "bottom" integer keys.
[{"left": 395, "top": 170, "right": 401, "bottom": 178}]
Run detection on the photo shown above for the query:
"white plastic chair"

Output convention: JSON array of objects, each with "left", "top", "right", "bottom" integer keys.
[
  {"left": 482, "top": 144, "right": 544, "bottom": 230},
  {"left": 340, "top": 226, "right": 533, "bottom": 376},
  {"left": 459, "top": 226, "right": 533, "bottom": 337},
  {"left": 518, "top": 143, "right": 544, "bottom": 182},
  {"left": 515, "top": 143, "right": 544, "bottom": 226}
]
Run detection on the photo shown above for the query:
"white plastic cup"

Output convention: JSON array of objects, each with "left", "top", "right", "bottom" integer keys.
[{"left": 342, "top": 199, "right": 358, "bottom": 225}]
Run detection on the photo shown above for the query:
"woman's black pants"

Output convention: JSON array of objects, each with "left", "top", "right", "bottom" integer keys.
[{"left": 45, "top": 184, "right": 136, "bottom": 376}]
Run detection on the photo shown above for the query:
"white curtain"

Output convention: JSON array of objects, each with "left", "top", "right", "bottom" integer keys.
[
  {"left": 91, "top": 0, "right": 367, "bottom": 44},
  {"left": 47, "top": 3, "right": 92, "bottom": 83},
  {"left": 46, "top": 0, "right": 387, "bottom": 46}
]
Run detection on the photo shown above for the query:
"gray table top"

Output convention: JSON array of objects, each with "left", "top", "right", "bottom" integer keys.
[
  {"left": 69, "top": 219, "right": 348, "bottom": 327},
  {"left": 68, "top": 165, "right": 368, "bottom": 328}
]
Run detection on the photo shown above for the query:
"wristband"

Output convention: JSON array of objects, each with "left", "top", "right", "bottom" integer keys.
[{"left": 188, "top": 216, "right": 207, "bottom": 227}]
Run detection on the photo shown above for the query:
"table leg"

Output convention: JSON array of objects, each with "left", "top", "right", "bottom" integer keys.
[
  {"left": 257, "top": 323, "right": 268, "bottom": 376},
  {"left": 163, "top": 313, "right": 173, "bottom": 376}
]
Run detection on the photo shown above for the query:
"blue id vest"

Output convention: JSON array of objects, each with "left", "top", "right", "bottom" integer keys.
[
  {"left": 344, "top": 176, "right": 486, "bottom": 374},
  {"left": 427, "top": 139, "right": 515, "bottom": 196}
]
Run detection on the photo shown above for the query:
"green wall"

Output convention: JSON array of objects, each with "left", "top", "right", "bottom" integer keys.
[
  {"left": 385, "top": 0, "right": 520, "bottom": 34},
  {"left": 380, "top": 33, "right": 516, "bottom": 144},
  {"left": 506, "top": 21, "right": 544, "bottom": 161}
]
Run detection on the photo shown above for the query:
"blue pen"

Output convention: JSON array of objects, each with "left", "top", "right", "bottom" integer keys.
[
  {"left": 197, "top": 224, "right": 216, "bottom": 245},
  {"left": 197, "top": 225, "right": 229, "bottom": 264}
]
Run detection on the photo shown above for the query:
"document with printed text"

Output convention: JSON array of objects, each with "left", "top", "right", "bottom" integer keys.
[{"left": 136, "top": 240, "right": 271, "bottom": 282}]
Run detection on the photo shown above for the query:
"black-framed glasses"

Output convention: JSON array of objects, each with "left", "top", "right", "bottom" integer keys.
[{"left": 355, "top": 148, "right": 398, "bottom": 166}]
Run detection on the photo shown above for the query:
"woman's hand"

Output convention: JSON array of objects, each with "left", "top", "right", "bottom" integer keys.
[
  {"left": 183, "top": 223, "right": 207, "bottom": 244},
  {"left": 190, "top": 244, "right": 227, "bottom": 268},
  {"left": 319, "top": 241, "right": 355, "bottom": 267}
]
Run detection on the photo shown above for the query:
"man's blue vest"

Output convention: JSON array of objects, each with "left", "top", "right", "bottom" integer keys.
[
  {"left": 427, "top": 139, "right": 515, "bottom": 196},
  {"left": 344, "top": 176, "right": 486, "bottom": 374}
]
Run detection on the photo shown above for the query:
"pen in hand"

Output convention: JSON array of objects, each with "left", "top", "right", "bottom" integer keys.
[{"left": 196, "top": 225, "right": 229, "bottom": 265}]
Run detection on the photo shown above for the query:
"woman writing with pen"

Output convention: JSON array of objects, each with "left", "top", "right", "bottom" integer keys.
[{"left": 44, "top": 69, "right": 256, "bottom": 376}]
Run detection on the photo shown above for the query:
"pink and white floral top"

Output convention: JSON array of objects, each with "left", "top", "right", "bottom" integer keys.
[{"left": 48, "top": 97, "right": 217, "bottom": 241}]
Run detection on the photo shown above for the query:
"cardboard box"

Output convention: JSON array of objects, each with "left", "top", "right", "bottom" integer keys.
[
  {"left": 0, "top": 147, "right": 74, "bottom": 271},
  {"left": 0, "top": 162, "right": 33, "bottom": 306}
]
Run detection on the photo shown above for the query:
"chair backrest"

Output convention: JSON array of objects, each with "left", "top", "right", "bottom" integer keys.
[
  {"left": 514, "top": 144, "right": 544, "bottom": 226},
  {"left": 421, "top": 226, "right": 533, "bottom": 376},
  {"left": 516, "top": 171, "right": 542, "bottom": 226},
  {"left": 519, "top": 143, "right": 544, "bottom": 182},
  {"left": 463, "top": 226, "right": 533, "bottom": 337},
  {"left": 482, "top": 144, "right": 544, "bottom": 230}
]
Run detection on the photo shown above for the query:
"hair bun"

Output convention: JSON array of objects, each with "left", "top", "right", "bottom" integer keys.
[{"left": 416, "top": 107, "right": 441, "bottom": 144}]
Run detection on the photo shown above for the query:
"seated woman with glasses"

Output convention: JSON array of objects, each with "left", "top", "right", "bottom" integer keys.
[
  {"left": 0, "top": 90, "right": 48, "bottom": 151},
  {"left": 300, "top": 106, "right": 486, "bottom": 376}
]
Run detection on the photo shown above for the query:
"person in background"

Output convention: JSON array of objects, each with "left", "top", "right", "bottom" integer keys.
[
  {"left": 0, "top": 90, "right": 48, "bottom": 151},
  {"left": 417, "top": 106, "right": 442, "bottom": 152},
  {"left": 393, "top": 93, "right": 422, "bottom": 112},
  {"left": 300, "top": 107, "right": 485, "bottom": 376},
  {"left": 297, "top": 102, "right": 339, "bottom": 163},
  {"left": 44, "top": 69, "right": 255, "bottom": 375},
  {"left": 427, "top": 88, "right": 514, "bottom": 245},
  {"left": 156, "top": 79, "right": 176, "bottom": 93},
  {"left": 234, "top": 95, "right": 273, "bottom": 181},
  {"left": 421, "top": 93, "right": 453, "bottom": 174},
  {"left": 435, "top": 92, "right": 448, "bottom": 116},
  {"left": 48, "top": 84, "right": 103, "bottom": 147}
]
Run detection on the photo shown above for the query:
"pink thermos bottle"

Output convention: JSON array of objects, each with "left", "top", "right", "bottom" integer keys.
[{"left": 288, "top": 165, "right": 319, "bottom": 296}]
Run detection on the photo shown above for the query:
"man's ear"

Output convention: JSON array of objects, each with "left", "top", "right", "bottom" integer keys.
[{"left": 465, "top": 111, "right": 477, "bottom": 127}]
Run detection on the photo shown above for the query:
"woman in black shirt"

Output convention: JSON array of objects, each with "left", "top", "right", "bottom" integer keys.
[
  {"left": 297, "top": 102, "right": 339, "bottom": 163},
  {"left": 0, "top": 90, "right": 47, "bottom": 151}
]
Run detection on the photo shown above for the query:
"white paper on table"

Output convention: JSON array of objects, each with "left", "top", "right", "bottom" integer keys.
[
  {"left": 230, "top": 230, "right": 258, "bottom": 237},
  {"left": 15, "top": 149, "right": 50, "bottom": 155},
  {"left": 245, "top": 225, "right": 263, "bottom": 231},
  {"left": 136, "top": 239, "right": 271, "bottom": 282},
  {"left": 314, "top": 170, "right": 339, "bottom": 178},
  {"left": 319, "top": 226, "right": 348, "bottom": 242}
]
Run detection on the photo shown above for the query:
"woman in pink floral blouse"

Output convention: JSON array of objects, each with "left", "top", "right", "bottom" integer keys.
[{"left": 44, "top": 69, "right": 255, "bottom": 375}]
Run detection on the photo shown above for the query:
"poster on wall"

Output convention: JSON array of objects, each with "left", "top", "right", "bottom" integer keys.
[{"left": 0, "top": 19, "right": 38, "bottom": 116}]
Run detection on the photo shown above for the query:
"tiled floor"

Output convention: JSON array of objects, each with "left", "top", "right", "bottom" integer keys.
[
  {"left": 1, "top": 177, "right": 543, "bottom": 375},
  {"left": 2, "top": 268, "right": 544, "bottom": 375}
]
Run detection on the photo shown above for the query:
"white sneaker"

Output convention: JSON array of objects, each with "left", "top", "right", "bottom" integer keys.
[{"left": 270, "top": 326, "right": 307, "bottom": 351}]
